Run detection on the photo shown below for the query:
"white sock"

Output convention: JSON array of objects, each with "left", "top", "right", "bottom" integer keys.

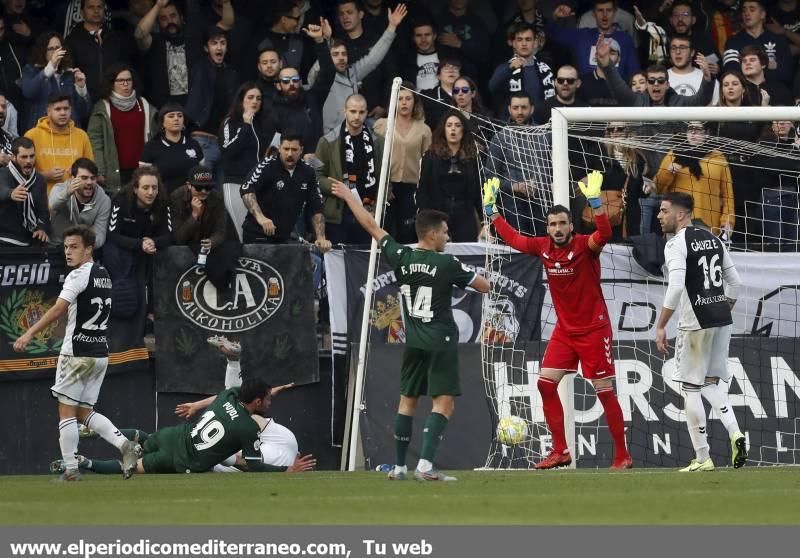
[
  {"left": 394, "top": 465, "right": 407, "bottom": 474},
  {"left": 701, "top": 382, "right": 741, "bottom": 437},
  {"left": 59, "top": 418, "right": 80, "bottom": 470},
  {"left": 683, "top": 387, "right": 710, "bottom": 463},
  {"left": 84, "top": 410, "right": 126, "bottom": 451},
  {"left": 417, "top": 459, "right": 433, "bottom": 472},
  {"left": 225, "top": 360, "right": 242, "bottom": 389}
]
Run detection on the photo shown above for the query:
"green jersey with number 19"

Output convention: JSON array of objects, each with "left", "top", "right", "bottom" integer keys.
[
  {"left": 176, "top": 387, "right": 262, "bottom": 472},
  {"left": 380, "top": 235, "right": 476, "bottom": 350}
]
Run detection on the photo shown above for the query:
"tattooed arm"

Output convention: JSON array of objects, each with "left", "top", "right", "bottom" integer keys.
[
  {"left": 311, "top": 213, "right": 331, "bottom": 253},
  {"left": 242, "top": 192, "right": 275, "bottom": 236}
]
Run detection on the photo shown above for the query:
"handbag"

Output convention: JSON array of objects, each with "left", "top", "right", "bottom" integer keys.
[{"left": 582, "top": 175, "right": 629, "bottom": 228}]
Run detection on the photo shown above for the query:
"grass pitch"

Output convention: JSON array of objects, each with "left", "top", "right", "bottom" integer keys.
[{"left": 2, "top": 468, "right": 799, "bottom": 525}]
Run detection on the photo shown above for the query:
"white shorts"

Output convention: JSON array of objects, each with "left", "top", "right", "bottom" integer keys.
[
  {"left": 212, "top": 419, "right": 298, "bottom": 473},
  {"left": 51, "top": 355, "right": 108, "bottom": 408},
  {"left": 673, "top": 325, "right": 732, "bottom": 386}
]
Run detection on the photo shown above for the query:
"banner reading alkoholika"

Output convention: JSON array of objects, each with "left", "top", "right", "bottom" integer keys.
[
  {"left": 153, "top": 245, "right": 318, "bottom": 394},
  {"left": 0, "top": 248, "right": 148, "bottom": 380},
  {"left": 342, "top": 246, "right": 545, "bottom": 346}
]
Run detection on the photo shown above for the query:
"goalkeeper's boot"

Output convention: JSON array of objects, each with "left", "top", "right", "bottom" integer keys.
[
  {"left": 610, "top": 454, "right": 633, "bottom": 470},
  {"left": 535, "top": 450, "right": 572, "bottom": 470},
  {"left": 56, "top": 468, "right": 82, "bottom": 482},
  {"left": 731, "top": 432, "right": 747, "bottom": 469},
  {"left": 679, "top": 458, "right": 715, "bottom": 472},
  {"left": 121, "top": 440, "right": 142, "bottom": 479},
  {"left": 413, "top": 468, "right": 457, "bottom": 482}
]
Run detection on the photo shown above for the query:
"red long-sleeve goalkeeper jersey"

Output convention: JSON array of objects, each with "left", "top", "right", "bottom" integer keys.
[{"left": 493, "top": 213, "right": 612, "bottom": 335}]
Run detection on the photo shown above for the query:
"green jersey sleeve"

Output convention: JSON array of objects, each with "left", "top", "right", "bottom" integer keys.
[
  {"left": 380, "top": 234, "right": 408, "bottom": 269},
  {"left": 448, "top": 255, "right": 477, "bottom": 290}
]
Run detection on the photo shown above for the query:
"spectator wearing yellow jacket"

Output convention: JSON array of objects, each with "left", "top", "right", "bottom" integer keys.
[
  {"left": 654, "top": 121, "right": 735, "bottom": 238},
  {"left": 24, "top": 93, "right": 94, "bottom": 194}
]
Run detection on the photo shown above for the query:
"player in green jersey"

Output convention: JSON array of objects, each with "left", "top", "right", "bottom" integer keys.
[
  {"left": 56, "top": 378, "right": 276, "bottom": 475},
  {"left": 329, "top": 178, "right": 490, "bottom": 482}
]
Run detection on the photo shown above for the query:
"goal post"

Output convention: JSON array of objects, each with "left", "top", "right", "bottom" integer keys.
[
  {"left": 344, "top": 77, "right": 403, "bottom": 471},
  {"left": 477, "top": 104, "right": 800, "bottom": 469}
]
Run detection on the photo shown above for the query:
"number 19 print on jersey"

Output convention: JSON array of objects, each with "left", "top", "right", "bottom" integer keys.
[
  {"left": 59, "top": 261, "right": 112, "bottom": 357},
  {"left": 665, "top": 227, "right": 734, "bottom": 330}
]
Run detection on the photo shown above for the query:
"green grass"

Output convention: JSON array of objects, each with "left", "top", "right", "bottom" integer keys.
[{"left": 1, "top": 468, "right": 799, "bottom": 525}]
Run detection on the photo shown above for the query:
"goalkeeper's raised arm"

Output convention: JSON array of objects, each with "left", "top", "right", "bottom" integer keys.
[{"left": 484, "top": 172, "right": 612, "bottom": 254}]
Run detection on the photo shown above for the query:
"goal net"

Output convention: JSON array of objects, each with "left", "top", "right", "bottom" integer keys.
[{"left": 474, "top": 106, "right": 800, "bottom": 469}]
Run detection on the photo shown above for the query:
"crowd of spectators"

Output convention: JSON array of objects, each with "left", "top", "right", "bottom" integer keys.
[{"left": 1, "top": 0, "right": 800, "bottom": 328}]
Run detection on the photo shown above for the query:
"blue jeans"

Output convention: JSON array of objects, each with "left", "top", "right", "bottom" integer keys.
[
  {"left": 193, "top": 135, "right": 222, "bottom": 184},
  {"left": 762, "top": 189, "right": 799, "bottom": 251},
  {"left": 639, "top": 195, "right": 663, "bottom": 236}
]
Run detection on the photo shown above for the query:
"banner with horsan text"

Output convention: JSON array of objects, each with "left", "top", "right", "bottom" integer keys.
[
  {"left": 361, "top": 339, "right": 800, "bottom": 469},
  {"left": 0, "top": 248, "right": 148, "bottom": 380},
  {"left": 152, "top": 245, "right": 318, "bottom": 394}
]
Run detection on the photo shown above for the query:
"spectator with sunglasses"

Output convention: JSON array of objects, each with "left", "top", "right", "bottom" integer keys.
[
  {"left": 267, "top": 21, "right": 336, "bottom": 156},
  {"left": 596, "top": 33, "right": 715, "bottom": 110},
  {"left": 535, "top": 64, "right": 589, "bottom": 124},
  {"left": 171, "top": 164, "right": 240, "bottom": 290}
]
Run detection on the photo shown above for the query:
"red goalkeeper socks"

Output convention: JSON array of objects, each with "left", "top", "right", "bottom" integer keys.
[
  {"left": 537, "top": 377, "right": 568, "bottom": 453},
  {"left": 597, "top": 387, "right": 630, "bottom": 460}
]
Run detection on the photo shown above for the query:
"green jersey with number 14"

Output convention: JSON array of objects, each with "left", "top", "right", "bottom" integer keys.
[
  {"left": 177, "top": 387, "right": 261, "bottom": 472},
  {"left": 380, "top": 235, "right": 476, "bottom": 350}
]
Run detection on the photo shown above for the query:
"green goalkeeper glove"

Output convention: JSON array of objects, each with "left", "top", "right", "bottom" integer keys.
[
  {"left": 578, "top": 170, "right": 604, "bottom": 209},
  {"left": 483, "top": 177, "right": 500, "bottom": 217}
]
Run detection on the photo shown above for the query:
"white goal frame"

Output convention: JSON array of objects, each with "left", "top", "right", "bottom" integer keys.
[
  {"left": 344, "top": 91, "right": 800, "bottom": 471},
  {"left": 551, "top": 105, "right": 800, "bottom": 463}
]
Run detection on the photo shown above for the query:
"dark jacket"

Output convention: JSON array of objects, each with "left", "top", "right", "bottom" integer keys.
[
  {"left": 107, "top": 190, "right": 172, "bottom": 254},
  {"left": 19, "top": 64, "right": 92, "bottom": 132},
  {"left": 66, "top": 25, "right": 135, "bottom": 100},
  {"left": 416, "top": 150, "right": 481, "bottom": 242},
  {"left": 0, "top": 39, "right": 23, "bottom": 108},
  {"left": 170, "top": 186, "right": 233, "bottom": 248},
  {"left": 419, "top": 84, "right": 455, "bottom": 131},
  {"left": 240, "top": 157, "right": 324, "bottom": 242},
  {"left": 270, "top": 89, "right": 323, "bottom": 156},
  {"left": 185, "top": 58, "right": 239, "bottom": 131},
  {"left": 220, "top": 115, "right": 269, "bottom": 183},
  {"left": 0, "top": 166, "right": 49, "bottom": 245}
]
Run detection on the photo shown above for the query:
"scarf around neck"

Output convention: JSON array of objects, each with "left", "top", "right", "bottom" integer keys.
[
  {"left": 110, "top": 90, "right": 138, "bottom": 112},
  {"left": 340, "top": 121, "right": 376, "bottom": 200},
  {"left": 9, "top": 162, "right": 40, "bottom": 232}
]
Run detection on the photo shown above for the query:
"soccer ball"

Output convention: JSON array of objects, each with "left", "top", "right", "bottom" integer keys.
[{"left": 496, "top": 415, "right": 528, "bottom": 446}]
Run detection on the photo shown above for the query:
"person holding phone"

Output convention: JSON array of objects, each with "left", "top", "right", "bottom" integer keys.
[{"left": 19, "top": 31, "right": 91, "bottom": 132}]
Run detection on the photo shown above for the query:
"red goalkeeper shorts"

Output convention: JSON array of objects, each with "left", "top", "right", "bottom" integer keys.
[{"left": 542, "top": 324, "right": 616, "bottom": 380}]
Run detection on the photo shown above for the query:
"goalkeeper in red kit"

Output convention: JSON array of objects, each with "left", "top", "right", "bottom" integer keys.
[{"left": 484, "top": 172, "right": 633, "bottom": 469}]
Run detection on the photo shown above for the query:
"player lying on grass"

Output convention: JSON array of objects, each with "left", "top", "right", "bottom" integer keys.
[
  {"left": 52, "top": 378, "right": 314, "bottom": 474},
  {"left": 484, "top": 173, "right": 633, "bottom": 469},
  {"left": 656, "top": 192, "right": 747, "bottom": 472},
  {"left": 328, "top": 178, "right": 491, "bottom": 482}
]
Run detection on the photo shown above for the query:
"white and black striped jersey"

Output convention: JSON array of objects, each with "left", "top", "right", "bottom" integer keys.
[
  {"left": 59, "top": 261, "right": 112, "bottom": 357},
  {"left": 664, "top": 227, "right": 736, "bottom": 330}
]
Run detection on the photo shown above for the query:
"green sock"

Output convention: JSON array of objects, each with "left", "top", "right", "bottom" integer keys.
[
  {"left": 86, "top": 459, "right": 123, "bottom": 474},
  {"left": 420, "top": 413, "right": 449, "bottom": 463},
  {"left": 120, "top": 429, "right": 150, "bottom": 444},
  {"left": 394, "top": 414, "right": 413, "bottom": 467}
]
